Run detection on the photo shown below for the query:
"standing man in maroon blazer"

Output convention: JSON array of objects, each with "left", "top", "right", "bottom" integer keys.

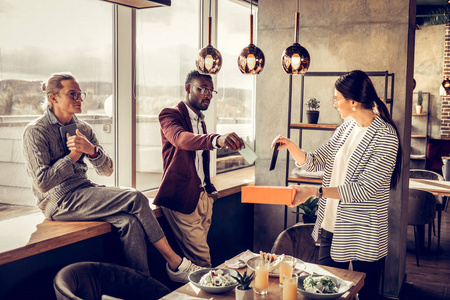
[{"left": 154, "top": 70, "right": 244, "bottom": 267}]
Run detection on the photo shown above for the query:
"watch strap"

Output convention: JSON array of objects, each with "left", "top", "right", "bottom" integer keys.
[{"left": 316, "top": 186, "right": 323, "bottom": 198}]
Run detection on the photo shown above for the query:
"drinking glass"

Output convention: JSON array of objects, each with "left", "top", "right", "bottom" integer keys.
[
  {"left": 254, "top": 260, "right": 269, "bottom": 295},
  {"left": 283, "top": 273, "right": 298, "bottom": 300},
  {"left": 279, "top": 258, "right": 293, "bottom": 286}
]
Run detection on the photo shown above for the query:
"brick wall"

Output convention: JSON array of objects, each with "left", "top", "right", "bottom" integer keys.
[{"left": 442, "top": 23, "right": 450, "bottom": 138}]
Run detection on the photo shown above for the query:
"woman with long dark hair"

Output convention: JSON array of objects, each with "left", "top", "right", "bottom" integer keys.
[{"left": 273, "top": 70, "right": 401, "bottom": 300}]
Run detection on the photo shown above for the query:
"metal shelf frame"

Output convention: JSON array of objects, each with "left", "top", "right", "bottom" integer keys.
[{"left": 410, "top": 92, "right": 431, "bottom": 167}]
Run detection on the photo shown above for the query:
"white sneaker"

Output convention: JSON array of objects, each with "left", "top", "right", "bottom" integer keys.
[{"left": 166, "top": 257, "right": 204, "bottom": 283}]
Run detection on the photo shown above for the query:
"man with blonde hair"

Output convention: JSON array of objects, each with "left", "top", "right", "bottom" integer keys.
[{"left": 22, "top": 72, "right": 201, "bottom": 283}]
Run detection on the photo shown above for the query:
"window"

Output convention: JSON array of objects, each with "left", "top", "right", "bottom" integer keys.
[
  {"left": 135, "top": 0, "right": 257, "bottom": 191},
  {"left": 216, "top": 0, "right": 256, "bottom": 173},
  {"left": 0, "top": 0, "right": 114, "bottom": 205},
  {"left": 135, "top": 0, "right": 200, "bottom": 191},
  {"left": 1, "top": 0, "right": 257, "bottom": 205}
]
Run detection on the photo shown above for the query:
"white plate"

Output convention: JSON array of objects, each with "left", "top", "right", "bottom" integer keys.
[
  {"left": 246, "top": 255, "right": 305, "bottom": 277},
  {"left": 297, "top": 274, "right": 352, "bottom": 299},
  {"left": 188, "top": 268, "right": 239, "bottom": 294}
]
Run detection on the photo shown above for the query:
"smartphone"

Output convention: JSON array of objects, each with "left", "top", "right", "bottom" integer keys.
[
  {"left": 238, "top": 140, "right": 258, "bottom": 164},
  {"left": 269, "top": 142, "right": 280, "bottom": 171},
  {"left": 59, "top": 123, "right": 77, "bottom": 154}
]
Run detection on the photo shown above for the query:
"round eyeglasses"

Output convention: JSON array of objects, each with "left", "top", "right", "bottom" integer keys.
[
  {"left": 56, "top": 92, "right": 87, "bottom": 101},
  {"left": 332, "top": 96, "right": 346, "bottom": 104},
  {"left": 190, "top": 84, "right": 218, "bottom": 97}
]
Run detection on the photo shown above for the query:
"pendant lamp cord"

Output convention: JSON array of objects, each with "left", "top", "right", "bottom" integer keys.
[
  {"left": 209, "top": 0, "right": 211, "bottom": 18},
  {"left": 295, "top": 0, "right": 299, "bottom": 43},
  {"left": 250, "top": 0, "right": 253, "bottom": 44}
]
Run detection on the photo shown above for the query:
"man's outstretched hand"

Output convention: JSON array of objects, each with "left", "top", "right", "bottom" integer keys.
[{"left": 217, "top": 133, "right": 244, "bottom": 151}]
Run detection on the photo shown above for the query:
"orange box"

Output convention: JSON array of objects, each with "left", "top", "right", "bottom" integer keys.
[{"left": 241, "top": 186, "right": 296, "bottom": 205}]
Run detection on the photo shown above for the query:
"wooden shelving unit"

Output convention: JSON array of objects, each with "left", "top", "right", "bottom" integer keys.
[{"left": 410, "top": 92, "right": 430, "bottom": 167}]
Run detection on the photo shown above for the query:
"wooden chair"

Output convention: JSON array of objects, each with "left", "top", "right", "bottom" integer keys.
[
  {"left": 409, "top": 169, "right": 445, "bottom": 249},
  {"left": 407, "top": 189, "right": 436, "bottom": 266},
  {"left": 271, "top": 223, "right": 319, "bottom": 264}
]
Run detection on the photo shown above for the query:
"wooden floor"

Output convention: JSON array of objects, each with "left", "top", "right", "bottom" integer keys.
[{"left": 399, "top": 208, "right": 450, "bottom": 300}]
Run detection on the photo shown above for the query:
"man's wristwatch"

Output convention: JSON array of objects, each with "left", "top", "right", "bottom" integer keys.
[
  {"left": 215, "top": 136, "right": 222, "bottom": 148},
  {"left": 316, "top": 186, "right": 323, "bottom": 199}
]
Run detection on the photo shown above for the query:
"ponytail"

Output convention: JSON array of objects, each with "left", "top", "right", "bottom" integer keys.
[{"left": 374, "top": 97, "right": 402, "bottom": 189}]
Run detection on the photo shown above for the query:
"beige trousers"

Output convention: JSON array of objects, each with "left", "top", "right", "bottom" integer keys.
[{"left": 162, "top": 191, "right": 214, "bottom": 267}]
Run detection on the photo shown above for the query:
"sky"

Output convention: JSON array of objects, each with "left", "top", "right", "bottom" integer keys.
[{"left": 0, "top": 0, "right": 254, "bottom": 87}]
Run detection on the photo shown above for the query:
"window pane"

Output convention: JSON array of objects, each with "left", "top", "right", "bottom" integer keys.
[
  {"left": 136, "top": 0, "right": 199, "bottom": 191},
  {"left": 0, "top": 0, "right": 114, "bottom": 205},
  {"left": 217, "top": 0, "right": 256, "bottom": 173}
]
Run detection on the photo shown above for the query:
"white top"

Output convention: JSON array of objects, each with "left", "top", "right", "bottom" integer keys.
[
  {"left": 321, "top": 125, "right": 368, "bottom": 232},
  {"left": 183, "top": 102, "right": 219, "bottom": 187}
]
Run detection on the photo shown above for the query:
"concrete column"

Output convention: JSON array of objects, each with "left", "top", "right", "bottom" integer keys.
[{"left": 254, "top": 0, "right": 415, "bottom": 298}]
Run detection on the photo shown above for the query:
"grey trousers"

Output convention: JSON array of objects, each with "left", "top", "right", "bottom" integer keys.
[{"left": 51, "top": 184, "right": 165, "bottom": 275}]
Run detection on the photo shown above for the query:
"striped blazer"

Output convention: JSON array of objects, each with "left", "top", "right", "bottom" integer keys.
[{"left": 301, "top": 116, "right": 399, "bottom": 262}]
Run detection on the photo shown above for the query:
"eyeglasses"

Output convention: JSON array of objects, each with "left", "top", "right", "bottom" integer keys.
[
  {"left": 190, "top": 84, "right": 218, "bottom": 97},
  {"left": 332, "top": 96, "right": 346, "bottom": 104},
  {"left": 56, "top": 92, "right": 86, "bottom": 101}
]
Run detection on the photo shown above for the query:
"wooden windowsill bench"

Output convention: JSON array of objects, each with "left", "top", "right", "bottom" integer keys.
[{"left": 0, "top": 167, "right": 255, "bottom": 266}]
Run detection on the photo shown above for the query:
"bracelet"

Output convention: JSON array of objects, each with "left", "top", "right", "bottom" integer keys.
[{"left": 88, "top": 146, "right": 99, "bottom": 158}]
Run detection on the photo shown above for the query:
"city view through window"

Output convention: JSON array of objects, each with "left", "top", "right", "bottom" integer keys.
[{"left": 1, "top": 0, "right": 256, "bottom": 205}]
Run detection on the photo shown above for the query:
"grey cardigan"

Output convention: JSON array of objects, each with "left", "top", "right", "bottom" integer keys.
[
  {"left": 22, "top": 108, "right": 113, "bottom": 218},
  {"left": 300, "top": 116, "right": 399, "bottom": 262}
]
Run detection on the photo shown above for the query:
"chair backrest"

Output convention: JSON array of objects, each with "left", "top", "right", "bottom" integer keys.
[
  {"left": 407, "top": 189, "right": 436, "bottom": 226},
  {"left": 54, "top": 262, "right": 170, "bottom": 300},
  {"left": 271, "top": 224, "right": 318, "bottom": 264},
  {"left": 409, "top": 169, "right": 443, "bottom": 181},
  {"left": 442, "top": 160, "right": 450, "bottom": 181},
  {"left": 425, "top": 138, "right": 450, "bottom": 174}
]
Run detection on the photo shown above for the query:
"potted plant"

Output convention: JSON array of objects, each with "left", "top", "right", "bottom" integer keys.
[
  {"left": 292, "top": 196, "right": 319, "bottom": 223},
  {"left": 416, "top": 90, "right": 423, "bottom": 114},
  {"left": 232, "top": 270, "right": 255, "bottom": 300},
  {"left": 305, "top": 97, "right": 320, "bottom": 124}
]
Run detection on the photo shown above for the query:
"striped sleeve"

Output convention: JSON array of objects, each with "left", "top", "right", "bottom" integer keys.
[{"left": 338, "top": 128, "right": 398, "bottom": 203}]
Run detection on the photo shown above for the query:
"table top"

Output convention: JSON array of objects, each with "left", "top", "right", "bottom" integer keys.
[
  {"left": 409, "top": 178, "right": 450, "bottom": 197},
  {"left": 161, "top": 252, "right": 365, "bottom": 300},
  {"left": 0, "top": 213, "right": 111, "bottom": 265}
]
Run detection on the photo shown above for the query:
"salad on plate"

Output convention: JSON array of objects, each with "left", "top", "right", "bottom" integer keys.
[
  {"left": 198, "top": 269, "right": 237, "bottom": 287},
  {"left": 303, "top": 275, "right": 338, "bottom": 294}
]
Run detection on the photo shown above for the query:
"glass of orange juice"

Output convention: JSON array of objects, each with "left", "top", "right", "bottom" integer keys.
[
  {"left": 279, "top": 258, "right": 293, "bottom": 286},
  {"left": 283, "top": 273, "right": 298, "bottom": 300},
  {"left": 254, "top": 260, "right": 269, "bottom": 295}
]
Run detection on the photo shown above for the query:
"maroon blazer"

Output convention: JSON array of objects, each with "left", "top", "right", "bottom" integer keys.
[{"left": 153, "top": 101, "right": 218, "bottom": 214}]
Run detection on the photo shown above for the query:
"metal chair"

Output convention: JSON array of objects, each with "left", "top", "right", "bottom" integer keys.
[
  {"left": 407, "top": 189, "right": 436, "bottom": 266},
  {"left": 409, "top": 169, "right": 445, "bottom": 249},
  {"left": 442, "top": 160, "right": 450, "bottom": 212},
  {"left": 54, "top": 262, "right": 170, "bottom": 300},
  {"left": 271, "top": 223, "right": 319, "bottom": 264}
]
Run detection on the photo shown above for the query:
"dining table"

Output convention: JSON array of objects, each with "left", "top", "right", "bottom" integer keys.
[
  {"left": 160, "top": 251, "right": 365, "bottom": 300},
  {"left": 409, "top": 178, "right": 450, "bottom": 197},
  {"left": 409, "top": 177, "right": 450, "bottom": 251}
]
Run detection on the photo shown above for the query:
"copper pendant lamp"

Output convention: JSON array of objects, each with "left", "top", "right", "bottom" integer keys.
[
  {"left": 196, "top": 0, "right": 222, "bottom": 75},
  {"left": 442, "top": 78, "right": 450, "bottom": 95},
  {"left": 237, "top": 0, "right": 265, "bottom": 74},
  {"left": 281, "top": 0, "right": 310, "bottom": 75}
]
